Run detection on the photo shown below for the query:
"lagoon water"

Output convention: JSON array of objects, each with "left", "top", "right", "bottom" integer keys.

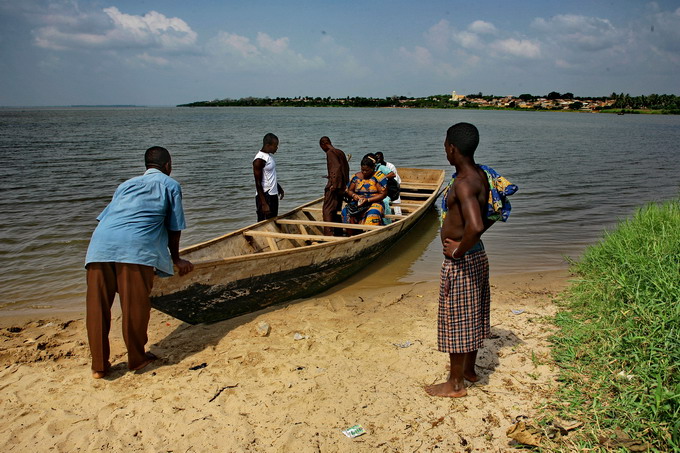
[{"left": 1, "top": 107, "right": 679, "bottom": 316}]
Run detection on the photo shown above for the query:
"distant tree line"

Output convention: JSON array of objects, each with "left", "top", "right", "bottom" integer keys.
[
  {"left": 178, "top": 95, "right": 451, "bottom": 108},
  {"left": 608, "top": 92, "right": 680, "bottom": 111},
  {"left": 178, "top": 92, "right": 680, "bottom": 113}
]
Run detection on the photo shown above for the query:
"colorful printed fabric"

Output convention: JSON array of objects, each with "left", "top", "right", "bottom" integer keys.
[
  {"left": 437, "top": 250, "right": 490, "bottom": 353},
  {"left": 342, "top": 173, "right": 386, "bottom": 225},
  {"left": 440, "top": 165, "right": 518, "bottom": 225}
]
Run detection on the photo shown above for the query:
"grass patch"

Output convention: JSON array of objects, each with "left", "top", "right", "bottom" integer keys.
[{"left": 549, "top": 199, "right": 679, "bottom": 451}]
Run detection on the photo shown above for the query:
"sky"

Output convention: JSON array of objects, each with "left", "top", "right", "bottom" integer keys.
[{"left": 1, "top": 0, "right": 679, "bottom": 106}]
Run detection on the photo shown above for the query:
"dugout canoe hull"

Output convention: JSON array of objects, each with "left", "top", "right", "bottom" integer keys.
[{"left": 150, "top": 167, "right": 445, "bottom": 324}]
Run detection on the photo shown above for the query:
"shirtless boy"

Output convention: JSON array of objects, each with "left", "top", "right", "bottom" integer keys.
[{"left": 426, "top": 122, "right": 495, "bottom": 398}]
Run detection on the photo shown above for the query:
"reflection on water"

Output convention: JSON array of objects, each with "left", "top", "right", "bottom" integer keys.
[
  {"left": 1, "top": 107, "right": 679, "bottom": 316},
  {"left": 329, "top": 207, "right": 442, "bottom": 293}
]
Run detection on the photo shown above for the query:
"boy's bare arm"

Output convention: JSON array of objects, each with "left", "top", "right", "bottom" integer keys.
[{"left": 447, "top": 180, "right": 486, "bottom": 259}]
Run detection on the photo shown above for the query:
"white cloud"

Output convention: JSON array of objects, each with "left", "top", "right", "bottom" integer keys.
[
  {"left": 33, "top": 6, "right": 197, "bottom": 52},
  {"left": 397, "top": 45, "right": 461, "bottom": 78},
  {"left": 317, "top": 35, "right": 371, "bottom": 78},
  {"left": 210, "top": 31, "right": 259, "bottom": 58},
  {"left": 424, "top": 19, "right": 453, "bottom": 51},
  {"left": 489, "top": 38, "right": 541, "bottom": 58},
  {"left": 256, "top": 32, "right": 288, "bottom": 54},
  {"left": 135, "top": 52, "right": 170, "bottom": 66},
  {"left": 206, "top": 31, "right": 323, "bottom": 73},
  {"left": 648, "top": 6, "right": 680, "bottom": 53},
  {"left": 468, "top": 20, "right": 497, "bottom": 35},
  {"left": 531, "top": 14, "right": 620, "bottom": 52},
  {"left": 453, "top": 30, "right": 484, "bottom": 50},
  {"left": 425, "top": 19, "right": 497, "bottom": 53},
  {"left": 103, "top": 7, "right": 197, "bottom": 50},
  {"left": 398, "top": 46, "right": 433, "bottom": 67}
]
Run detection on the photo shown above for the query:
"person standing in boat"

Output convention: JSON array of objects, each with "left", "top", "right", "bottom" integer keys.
[
  {"left": 375, "top": 152, "right": 402, "bottom": 215},
  {"left": 319, "top": 136, "right": 349, "bottom": 236},
  {"left": 253, "top": 133, "right": 284, "bottom": 221},
  {"left": 426, "top": 122, "right": 517, "bottom": 398},
  {"left": 85, "top": 146, "right": 194, "bottom": 379}
]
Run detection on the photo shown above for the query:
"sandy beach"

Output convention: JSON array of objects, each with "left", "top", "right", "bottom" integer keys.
[{"left": 0, "top": 269, "right": 569, "bottom": 452}]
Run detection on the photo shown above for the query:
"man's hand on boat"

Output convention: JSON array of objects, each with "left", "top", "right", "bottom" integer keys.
[{"left": 174, "top": 257, "right": 194, "bottom": 276}]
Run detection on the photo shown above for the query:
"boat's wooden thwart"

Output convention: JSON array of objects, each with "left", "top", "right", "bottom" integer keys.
[{"left": 150, "top": 167, "right": 446, "bottom": 324}]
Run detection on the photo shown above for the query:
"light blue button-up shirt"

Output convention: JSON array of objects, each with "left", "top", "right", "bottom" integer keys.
[{"left": 85, "top": 168, "right": 186, "bottom": 277}]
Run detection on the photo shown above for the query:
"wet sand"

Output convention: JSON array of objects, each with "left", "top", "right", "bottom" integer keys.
[{"left": 0, "top": 269, "right": 569, "bottom": 451}]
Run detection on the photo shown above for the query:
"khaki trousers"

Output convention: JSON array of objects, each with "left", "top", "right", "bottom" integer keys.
[{"left": 86, "top": 262, "right": 155, "bottom": 372}]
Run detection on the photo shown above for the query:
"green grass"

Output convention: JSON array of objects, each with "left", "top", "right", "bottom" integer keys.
[{"left": 549, "top": 199, "right": 680, "bottom": 451}]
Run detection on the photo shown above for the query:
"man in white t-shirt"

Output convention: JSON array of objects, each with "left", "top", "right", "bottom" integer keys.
[
  {"left": 253, "top": 133, "right": 285, "bottom": 221},
  {"left": 375, "top": 152, "right": 402, "bottom": 215}
]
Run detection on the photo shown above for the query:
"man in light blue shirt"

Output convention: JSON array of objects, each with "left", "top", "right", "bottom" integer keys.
[{"left": 85, "top": 146, "right": 194, "bottom": 379}]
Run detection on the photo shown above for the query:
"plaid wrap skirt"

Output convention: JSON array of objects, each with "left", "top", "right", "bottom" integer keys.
[{"left": 437, "top": 250, "right": 490, "bottom": 353}]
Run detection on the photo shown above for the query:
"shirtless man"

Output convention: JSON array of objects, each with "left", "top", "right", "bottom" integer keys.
[
  {"left": 319, "top": 136, "right": 349, "bottom": 236},
  {"left": 426, "top": 122, "right": 495, "bottom": 398}
]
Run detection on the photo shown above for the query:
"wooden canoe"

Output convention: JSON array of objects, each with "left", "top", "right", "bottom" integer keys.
[{"left": 150, "top": 167, "right": 446, "bottom": 324}]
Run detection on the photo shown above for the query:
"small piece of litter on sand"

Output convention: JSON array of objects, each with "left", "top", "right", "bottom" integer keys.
[
  {"left": 511, "top": 309, "right": 525, "bottom": 315},
  {"left": 392, "top": 340, "right": 413, "bottom": 348},
  {"left": 255, "top": 321, "right": 271, "bottom": 337},
  {"left": 342, "top": 424, "right": 366, "bottom": 438},
  {"left": 189, "top": 363, "right": 207, "bottom": 371},
  {"left": 293, "top": 333, "right": 307, "bottom": 340}
]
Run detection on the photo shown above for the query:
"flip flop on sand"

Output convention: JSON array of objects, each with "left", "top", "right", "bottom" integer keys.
[{"left": 131, "top": 352, "right": 158, "bottom": 373}]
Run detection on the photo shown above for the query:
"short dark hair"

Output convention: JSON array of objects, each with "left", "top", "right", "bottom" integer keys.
[
  {"left": 446, "top": 123, "right": 479, "bottom": 157},
  {"left": 263, "top": 133, "right": 278, "bottom": 146},
  {"left": 361, "top": 153, "right": 377, "bottom": 169},
  {"left": 319, "top": 136, "right": 331, "bottom": 145},
  {"left": 145, "top": 146, "right": 171, "bottom": 168}
]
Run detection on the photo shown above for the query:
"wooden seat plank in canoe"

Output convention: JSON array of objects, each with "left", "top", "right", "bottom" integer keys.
[
  {"left": 295, "top": 209, "right": 405, "bottom": 221},
  {"left": 400, "top": 182, "right": 441, "bottom": 190},
  {"left": 244, "top": 230, "right": 344, "bottom": 242},
  {"left": 397, "top": 201, "right": 426, "bottom": 208},
  {"left": 276, "top": 219, "right": 382, "bottom": 231},
  {"left": 400, "top": 192, "right": 430, "bottom": 199}
]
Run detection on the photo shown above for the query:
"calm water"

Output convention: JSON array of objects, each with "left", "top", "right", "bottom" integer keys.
[{"left": 1, "top": 107, "right": 679, "bottom": 316}]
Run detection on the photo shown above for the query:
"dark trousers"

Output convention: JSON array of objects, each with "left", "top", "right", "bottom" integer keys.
[
  {"left": 322, "top": 188, "right": 345, "bottom": 236},
  {"left": 86, "top": 262, "right": 155, "bottom": 372},
  {"left": 256, "top": 193, "right": 279, "bottom": 221}
]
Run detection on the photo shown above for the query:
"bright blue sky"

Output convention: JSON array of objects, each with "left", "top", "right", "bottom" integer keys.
[{"left": 1, "top": 0, "right": 679, "bottom": 106}]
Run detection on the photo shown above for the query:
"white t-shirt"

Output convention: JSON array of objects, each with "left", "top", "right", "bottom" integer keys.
[
  {"left": 253, "top": 151, "right": 278, "bottom": 195},
  {"left": 385, "top": 161, "right": 401, "bottom": 184}
]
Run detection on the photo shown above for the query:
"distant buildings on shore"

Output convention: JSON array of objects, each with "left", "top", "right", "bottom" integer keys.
[
  {"left": 450, "top": 91, "right": 616, "bottom": 111},
  {"left": 448, "top": 90, "right": 615, "bottom": 112}
]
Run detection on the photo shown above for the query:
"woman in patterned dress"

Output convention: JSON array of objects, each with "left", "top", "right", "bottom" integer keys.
[{"left": 342, "top": 154, "right": 388, "bottom": 234}]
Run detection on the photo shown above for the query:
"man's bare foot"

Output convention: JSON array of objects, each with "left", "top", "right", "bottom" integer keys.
[
  {"left": 464, "top": 372, "right": 480, "bottom": 382},
  {"left": 131, "top": 352, "right": 158, "bottom": 372},
  {"left": 425, "top": 381, "right": 467, "bottom": 398},
  {"left": 92, "top": 361, "right": 111, "bottom": 379}
]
